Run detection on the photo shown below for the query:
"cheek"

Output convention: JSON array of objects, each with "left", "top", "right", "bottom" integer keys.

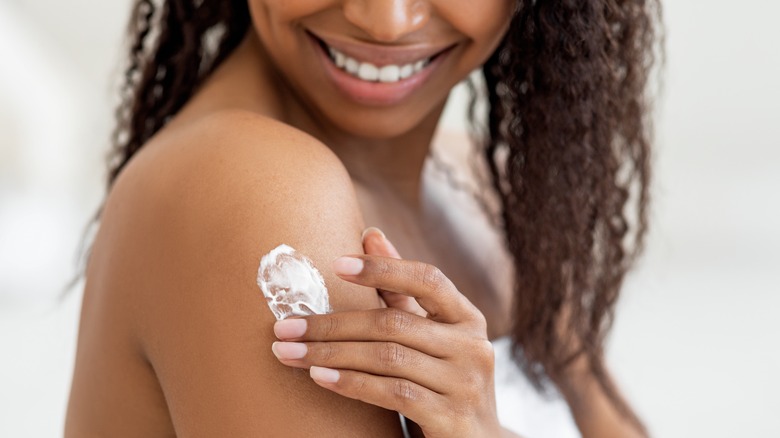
[
  {"left": 248, "top": 0, "right": 334, "bottom": 39},
  {"left": 447, "top": 0, "right": 515, "bottom": 33},
  {"left": 247, "top": 0, "right": 333, "bottom": 80},
  {"left": 249, "top": 0, "right": 332, "bottom": 20},
  {"left": 442, "top": 0, "right": 515, "bottom": 64}
]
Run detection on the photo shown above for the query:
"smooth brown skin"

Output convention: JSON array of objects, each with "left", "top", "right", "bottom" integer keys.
[{"left": 67, "top": 0, "right": 642, "bottom": 436}]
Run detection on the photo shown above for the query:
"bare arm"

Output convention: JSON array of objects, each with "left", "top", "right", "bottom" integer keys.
[
  {"left": 103, "top": 112, "right": 404, "bottom": 436},
  {"left": 557, "top": 367, "right": 646, "bottom": 438}
]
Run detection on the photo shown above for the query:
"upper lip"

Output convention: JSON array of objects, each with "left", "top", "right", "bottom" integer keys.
[{"left": 307, "top": 30, "right": 456, "bottom": 67}]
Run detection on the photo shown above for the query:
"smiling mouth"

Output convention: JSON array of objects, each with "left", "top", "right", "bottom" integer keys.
[{"left": 309, "top": 33, "right": 451, "bottom": 84}]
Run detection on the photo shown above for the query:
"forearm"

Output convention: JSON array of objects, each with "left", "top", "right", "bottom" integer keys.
[{"left": 558, "top": 370, "right": 647, "bottom": 438}]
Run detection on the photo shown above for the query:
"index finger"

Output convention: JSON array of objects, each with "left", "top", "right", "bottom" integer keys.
[{"left": 332, "top": 255, "right": 481, "bottom": 325}]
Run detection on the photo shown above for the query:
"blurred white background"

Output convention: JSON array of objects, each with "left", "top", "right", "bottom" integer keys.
[{"left": 1, "top": 1, "right": 778, "bottom": 436}]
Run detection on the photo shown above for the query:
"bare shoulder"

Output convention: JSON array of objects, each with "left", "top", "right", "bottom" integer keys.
[
  {"left": 106, "top": 109, "right": 378, "bottom": 311},
  {"left": 88, "top": 110, "right": 399, "bottom": 436},
  {"left": 115, "top": 109, "right": 361, "bottom": 238}
]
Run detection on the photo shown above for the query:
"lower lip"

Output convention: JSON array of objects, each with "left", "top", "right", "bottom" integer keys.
[{"left": 309, "top": 36, "right": 449, "bottom": 107}]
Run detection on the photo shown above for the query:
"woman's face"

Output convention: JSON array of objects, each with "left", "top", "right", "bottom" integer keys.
[{"left": 247, "top": 0, "right": 514, "bottom": 139}]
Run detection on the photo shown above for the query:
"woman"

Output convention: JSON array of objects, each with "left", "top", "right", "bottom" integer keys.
[{"left": 66, "top": 0, "right": 661, "bottom": 436}]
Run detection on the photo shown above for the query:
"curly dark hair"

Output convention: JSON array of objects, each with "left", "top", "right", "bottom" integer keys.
[
  {"left": 106, "top": 0, "right": 662, "bottom": 433},
  {"left": 481, "top": 0, "right": 661, "bottom": 431}
]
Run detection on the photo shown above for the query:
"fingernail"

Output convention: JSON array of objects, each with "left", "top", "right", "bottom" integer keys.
[
  {"left": 274, "top": 319, "right": 307, "bottom": 339},
  {"left": 310, "top": 366, "right": 340, "bottom": 383},
  {"left": 332, "top": 257, "right": 364, "bottom": 276},
  {"left": 361, "top": 227, "right": 400, "bottom": 258},
  {"left": 361, "top": 227, "right": 385, "bottom": 242},
  {"left": 271, "top": 342, "right": 307, "bottom": 360}
]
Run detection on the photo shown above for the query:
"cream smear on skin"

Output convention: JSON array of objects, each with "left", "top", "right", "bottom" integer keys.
[{"left": 257, "top": 244, "right": 332, "bottom": 320}]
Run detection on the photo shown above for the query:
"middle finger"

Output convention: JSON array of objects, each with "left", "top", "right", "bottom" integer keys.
[{"left": 271, "top": 340, "right": 453, "bottom": 394}]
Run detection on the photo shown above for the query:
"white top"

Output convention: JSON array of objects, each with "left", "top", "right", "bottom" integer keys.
[{"left": 492, "top": 337, "right": 581, "bottom": 438}]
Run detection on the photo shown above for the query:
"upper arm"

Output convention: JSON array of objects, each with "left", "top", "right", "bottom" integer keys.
[{"left": 101, "top": 112, "right": 402, "bottom": 437}]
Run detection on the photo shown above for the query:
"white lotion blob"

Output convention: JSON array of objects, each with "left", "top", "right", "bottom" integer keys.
[{"left": 257, "top": 244, "right": 332, "bottom": 320}]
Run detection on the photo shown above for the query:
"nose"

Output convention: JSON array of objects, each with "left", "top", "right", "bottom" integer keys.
[{"left": 343, "top": 0, "right": 431, "bottom": 42}]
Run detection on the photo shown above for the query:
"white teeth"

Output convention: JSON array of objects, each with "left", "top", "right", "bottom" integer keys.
[
  {"left": 379, "top": 65, "right": 400, "bottom": 83},
  {"left": 345, "top": 57, "right": 359, "bottom": 74},
  {"left": 399, "top": 64, "right": 414, "bottom": 79},
  {"left": 334, "top": 51, "right": 346, "bottom": 68},
  {"left": 325, "top": 44, "right": 431, "bottom": 83},
  {"left": 357, "top": 63, "right": 379, "bottom": 81}
]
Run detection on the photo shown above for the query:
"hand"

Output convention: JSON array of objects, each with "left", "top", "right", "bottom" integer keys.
[
  {"left": 360, "top": 227, "right": 426, "bottom": 317},
  {"left": 271, "top": 228, "right": 501, "bottom": 438}
]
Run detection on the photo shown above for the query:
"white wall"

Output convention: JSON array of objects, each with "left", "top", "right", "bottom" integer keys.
[
  {"left": 609, "top": 3, "right": 780, "bottom": 436},
  {"left": 1, "top": 1, "right": 778, "bottom": 436}
]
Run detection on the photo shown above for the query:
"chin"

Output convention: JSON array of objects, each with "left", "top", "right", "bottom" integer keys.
[{"left": 323, "top": 104, "right": 442, "bottom": 140}]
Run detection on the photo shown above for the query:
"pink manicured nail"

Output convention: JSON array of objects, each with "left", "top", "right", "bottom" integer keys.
[
  {"left": 332, "top": 257, "right": 364, "bottom": 276},
  {"left": 361, "top": 227, "right": 400, "bottom": 258},
  {"left": 310, "top": 366, "right": 340, "bottom": 383},
  {"left": 274, "top": 319, "right": 307, "bottom": 339},
  {"left": 361, "top": 227, "right": 386, "bottom": 242},
  {"left": 271, "top": 342, "right": 307, "bottom": 360}
]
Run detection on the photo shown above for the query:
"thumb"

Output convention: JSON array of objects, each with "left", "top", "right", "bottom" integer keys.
[
  {"left": 361, "top": 227, "right": 401, "bottom": 259},
  {"left": 361, "top": 227, "right": 427, "bottom": 317}
]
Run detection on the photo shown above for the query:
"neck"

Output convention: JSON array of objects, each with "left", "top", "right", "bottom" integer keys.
[{"left": 288, "top": 98, "right": 446, "bottom": 209}]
